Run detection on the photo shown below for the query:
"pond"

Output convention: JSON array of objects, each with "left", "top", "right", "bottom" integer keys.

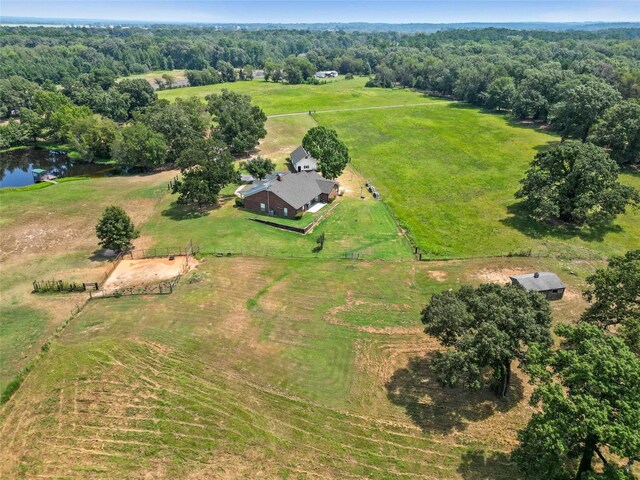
[{"left": 0, "top": 148, "right": 113, "bottom": 188}]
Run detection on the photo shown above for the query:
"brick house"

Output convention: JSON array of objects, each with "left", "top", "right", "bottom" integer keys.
[{"left": 240, "top": 171, "right": 338, "bottom": 217}]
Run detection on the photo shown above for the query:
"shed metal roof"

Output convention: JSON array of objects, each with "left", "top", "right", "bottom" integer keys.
[{"left": 509, "top": 272, "right": 565, "bottom": 292}]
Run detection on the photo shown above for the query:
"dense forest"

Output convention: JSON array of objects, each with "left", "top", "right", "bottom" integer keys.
[{"left": 1, "top": 26, "right": 639, "bottom": 165}]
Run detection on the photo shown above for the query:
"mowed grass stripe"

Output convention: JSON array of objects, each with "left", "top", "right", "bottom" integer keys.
[{"left": 8, "top": 341, "right": 465, "bottom": 478}]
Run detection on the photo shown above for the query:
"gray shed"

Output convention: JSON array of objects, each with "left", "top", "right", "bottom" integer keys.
[{"left": 509, "top": 272, "right": 565, "bottom": 301}]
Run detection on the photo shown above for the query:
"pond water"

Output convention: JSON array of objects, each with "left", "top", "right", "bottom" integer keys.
[{"left": 0, "top": 148, "right": 113, "bottom": 188}]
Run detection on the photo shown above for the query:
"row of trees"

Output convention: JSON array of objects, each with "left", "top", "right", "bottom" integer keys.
[
  {"left": 421, "top": 249, "right": 639, "bottom": 479},
  {"left": 1, "top": 27, "right": 638, "bottom": 94}
]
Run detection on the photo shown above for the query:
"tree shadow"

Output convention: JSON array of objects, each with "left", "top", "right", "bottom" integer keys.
[
  {"left": 457, "top": 449, "right": 521, "bottom": 480},
  {"left": 501, "top": 202, "right": 623, "bottom": 244},
  {"left": 88, "top": 249, "right": 117, "bottom": 262},
  {"left": 444, "top": 102, "right": 559, "bottom": 137},
  {"left": 621, "top": 163, "right": 640, "bottom": 177},
  {"left": 161, "top": 202, "right": 220, "bottom": 221},
  {"left": 385, "top": 355, "right": 524, "bottom": 435}
]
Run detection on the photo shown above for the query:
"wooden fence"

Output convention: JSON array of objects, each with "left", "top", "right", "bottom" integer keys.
[
  {"left": 125, "top": 244, "right": 199, "bottom": 260},
  {"left": 89, "top": 274, "right": 181, "bottom": 299}
]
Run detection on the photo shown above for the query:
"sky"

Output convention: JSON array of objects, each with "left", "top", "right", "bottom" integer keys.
[{"left": 1, "top": 0, "right": 639, "bottom": 24}]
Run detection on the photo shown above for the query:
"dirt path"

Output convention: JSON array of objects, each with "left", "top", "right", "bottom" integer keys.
[{"left": 267, "top": 101, "right": 454, "bottom": 118}]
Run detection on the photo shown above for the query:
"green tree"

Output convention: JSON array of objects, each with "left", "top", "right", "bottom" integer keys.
[
  {"left": 302, "top": 126, "right": 350, "bottom": 180},
  {"left": 516, "top": 142, "right": 639, "bottom": 227},
  {"left": 216, "top": 60, "right": 237, "bottom": 82},
  {"left": 513, "top": 324, "right": 640, "bottom": 480},
  {"left": 581, "top": 250, "right": 640, "bottom": 354},
  {"left": 244, "top": 156, "right": 275, "bottom": 180},
  {"left": 512, "top": 64, "right": 568, "bottom": 121},
  {"left": 172, "top": 137, "right": 239, "bottom": 205},
  {"left": 69, "top": 115, "right": 118, "bottom": 162},
  {"left": 111, "top": 122, "right": 167, "bottom": 168},
  {"left": 271, "top": 69, "right": 283, "bottom": 83},
  {"left": 115, "top": 78, "right": 157, "bottom": 118},
  {"left": 590, "top": 100, "right": 640, "bottom": 166},
  {"left": 482, "top": 76, "right": 516, "bottom": 111},
  {"left": 136, "top": 97, "right": 209, "bottom": 160},
  {"left": 206, "top": 89, "right": 267, "bottom": 154},
  {"left": 263, "top": 61, "right": 280, "bottom": 82},
  {"left": 550, "top": 77, "right": 621, "bottom": 141},
  {"left": 0, "top": 118, "right": 26, "bottom": 149},
  {"left": 95, "top": 205, "right": 139, "bottom": 252},
  {"left": 162, "top": 73, "right": 175, "bottom": 89},
  {"left": 421, "top": 283, "right": 552, "bottom": 398},
  {"left": 365, "top": 65, "right": 395, "bottom": 88},
  {"left": 0, "top": 75, "right": 39, "bottom": 119},
  {"left": 283, "top": 55, "right": 315, "bottom": 84}
]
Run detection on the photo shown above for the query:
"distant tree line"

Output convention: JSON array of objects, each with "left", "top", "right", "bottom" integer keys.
[{"left": 1, "top": 26, "right": 638, "bottom": 96}]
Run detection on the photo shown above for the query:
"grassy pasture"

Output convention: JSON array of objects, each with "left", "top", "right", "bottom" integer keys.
[
  {"left": 158, "top": 76, "right": 443, "bottom": 115},
  {"left": 0, "top": 172, "right": 175, "bottom": 391},
  {"left": 1, "top": 76, "right": 637, "bottom": 478},
  {"left": 0, "top": 255, "right": 593, "bottom": 479},
  {"left": 316, "top": 104, "right": 640, "bottom": 259}
]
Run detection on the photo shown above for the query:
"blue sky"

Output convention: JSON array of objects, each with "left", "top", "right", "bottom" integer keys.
[{"left": 2, "top": 1, "right": 639, "bottom": 24}]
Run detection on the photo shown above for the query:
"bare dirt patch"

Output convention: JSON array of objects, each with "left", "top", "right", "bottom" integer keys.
[
  {"left": 337, "top": 165, "right": 368, "bottom": 199},
  {"left": 426, "top": 270, "right": 448, "bottom": 282},
  {"left": 472, "top": 267, "right": 531, "bottom": 284},
  {"left": 102, "top": 256, "right": 190, "bottom": 290}
]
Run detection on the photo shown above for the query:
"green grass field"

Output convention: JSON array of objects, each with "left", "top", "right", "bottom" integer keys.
[
  {"left": 158, "top": 77, "right": 444, "bottom": 115},
  {"left": 0, "top": 173, "right": 174, "bottom": 391},
  {"left": 1, "top": 77, "right": 637, "bottom": 478},
  {"left": 316, "top": 104, "right": 640, "bottom": 259},
  {"left": 143, "top": 191, "right": 413, "bottom": 260},
  {"left": 0, "top": 255, "right": 593, "bottom": 479}
]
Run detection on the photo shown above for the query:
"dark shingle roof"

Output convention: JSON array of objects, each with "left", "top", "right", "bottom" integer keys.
[
  {"left": 241, "top": 171, "right": 337, "bottom": 209},
  {"left": 290, "top": 146, "right": 314, "bottom": 166},
  {"left": 510, "top": 272, "right": 565, "bottom": 292}
]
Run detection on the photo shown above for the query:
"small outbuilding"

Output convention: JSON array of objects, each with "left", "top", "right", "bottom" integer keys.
[
  {"left": 290, "top": 146, "right": 318, "bottom": 172},
  {"left": 509, "top": 272, "right": 565, "bottom": 301}
]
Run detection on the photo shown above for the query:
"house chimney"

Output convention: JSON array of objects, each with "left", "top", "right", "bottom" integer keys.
[{"left": 534, "top": 272, "right": 540, "bottom": 278}]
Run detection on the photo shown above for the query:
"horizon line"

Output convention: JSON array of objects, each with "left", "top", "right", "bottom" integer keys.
[{"left": 2, "top": 16, "right": 640, "bottom": 26}]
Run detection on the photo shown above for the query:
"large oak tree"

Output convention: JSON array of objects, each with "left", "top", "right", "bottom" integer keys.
[
  {"left": 516, "top": 142, "right": 639, "bottom": 227},
  {"left": 302, "top": 126, "right": 351, "bottom": 180},
  {"left": 513, "top": 324, "right": 640, "bottom": 480},
  {"left": 590, "top": 100, "right": 640, "bottom": 167},
  {"left": 421, "top": 283, "right": 552, "bottom": 398},
  {"left": 206, "top": 89, "right": 267, "bottom": 155},
  {"left": 581, "top": 249, "right": 640, "bottom": 354},
  {"left": 172, "top": 137, "right": 239, "bottom": 205}
]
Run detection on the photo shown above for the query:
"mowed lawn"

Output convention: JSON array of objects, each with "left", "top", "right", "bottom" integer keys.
[
  {"left": 158, "top": 76, "right": 443, "bottom": 115},
  {"left": 317, "top": 104, "right": 640, "bottom": 259},
  {"left": 142, "top": 191, "right": 413, "bottom": 260},
  {"left": 0, "top": 255, "right": 593, "bottom": 479}
]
